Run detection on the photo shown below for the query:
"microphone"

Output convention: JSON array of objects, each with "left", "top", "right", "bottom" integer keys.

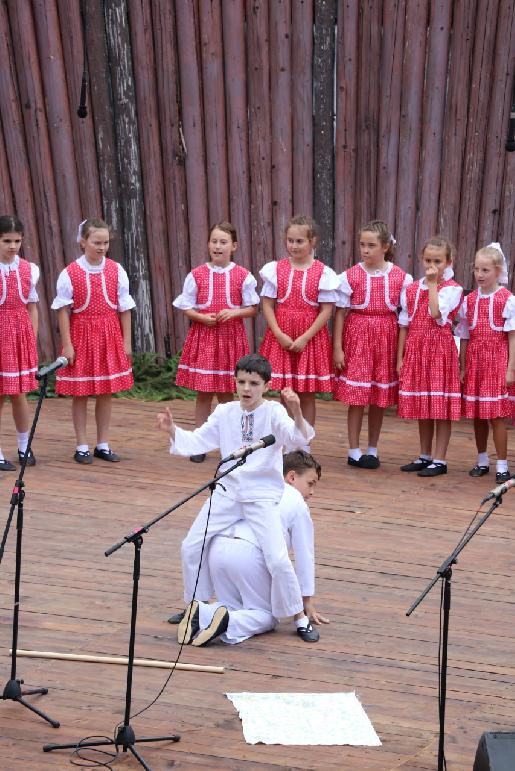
[
  {"left": 77, "top": 71, "right": 88, "bottom": 118},
  {"left": 219, "top": 434, "right": 276, "bottom": 464},
  {"left": 481, "top": 476, "right": 515, "bottom": 505},
  {"left": 36, "top": 356, "right": 68, "bottom": 380}
]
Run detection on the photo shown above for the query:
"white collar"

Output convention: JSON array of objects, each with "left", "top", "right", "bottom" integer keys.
[
  {"left": 358, "top": 261, "right": 392, "bottom": 277},
  {"left": 0, "top": 254, "right": 19, "bottom": 272},
  {"left": 207, "top": 262, "right": 235, "bottom": 274},
  {"left": 477, "top": 286, "right": 501, "bottom": 298},
  {"left": 78, "top": 255, "right": 106, "bottom": 273}
]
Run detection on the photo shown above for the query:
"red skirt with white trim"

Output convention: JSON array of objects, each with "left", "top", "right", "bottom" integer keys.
[
  {"left": 0, "top": 307, "right": 38, "bottom": 394},
  {"left": 462, "top": 336, "right": 515, "bottom": 419}
]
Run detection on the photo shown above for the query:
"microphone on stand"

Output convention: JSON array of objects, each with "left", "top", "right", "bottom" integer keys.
[
  {"left": 36, "top": 357, "right": 68, "bottom": 380},
  {"left": 481, "top": 476, "right": 515, "bottom": 505},
  {"left": 219, "top": 434, "right": 276, "bottom": 465}
]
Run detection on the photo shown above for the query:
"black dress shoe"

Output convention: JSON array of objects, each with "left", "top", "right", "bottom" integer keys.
[
  {"left": 495, "top": 470, "right": 511, "bottom": 483},
  {"left": 401, "top": 457, "right": 432, "bottom": 472},
  {"left": 417, "top": 462, "right": 447, "bottom": 477},
  {"left": 167, "top": 610, "right": 185, "bottom": 625},
  {"left": 189, "top": 454, "right": 206, "bottom": 463},
  {"left": 296, "top": 623, "right": 319, "bottom": 643},
  {"left": 347, "top": 456, "right": 363, "bottom": 467},
  {"left": 191, "top": 606, "right": 229, "bottom": 647},
  {"left": 94, "top": 447, "right": 120, "bottom": 462},
  {"left": 18, "top": 449, "right": 36, "bottom": 467},
  {"left": 359, "top": 454, "right": 380, "bottom": 469},
  {"left": 0, "top": 458, "right": 16, "bottom": 471},
  {"left": 468, "top": 465, "right": 489, "bottom": 477},
  {"left": 177, "top": 600, "right": 200, "bottom": 644},
  {"left": 74, "top": 450, "right": 92, "bottom": 465}
]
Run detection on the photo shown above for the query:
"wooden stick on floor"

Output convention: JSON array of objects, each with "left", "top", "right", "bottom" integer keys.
[{"left": 12, "top": 649, "right": 224, "bottom": 674}]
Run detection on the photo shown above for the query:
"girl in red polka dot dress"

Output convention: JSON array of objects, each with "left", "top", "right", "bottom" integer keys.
[
  {"left": 52, "top": 219, "right": 135, "bottom": 464},
  {"left": 397, "top": 237, "right": 463, "bottom": 477},
  {"left": 174, "top": 222, "right": 259, "bottom": 461},
  {"left": 456, "top": 243, "right": 515, "bottom": 483},
  {"left": 259, "top": 215, "right": 339, "bottom": 433},
  {"left": 0, "top": 215, "right": 39, "bottom": 471},
  {"left": 333, "top": 220, "right": 412, "bottom": 469}
]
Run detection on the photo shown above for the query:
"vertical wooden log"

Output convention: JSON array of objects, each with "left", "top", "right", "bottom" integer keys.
[
  {"left": 32, "top": 0, "right": 83, "bottom": 259},
  {"left": 246, "top": 0, "right": 273, "bottom": 271},
  {"left": 313, "top": 0, "right": 336, "bottom": 266},
  {"left": 376, "top": 0, "right": 405, "bottom": 234},
  {"left": 477, "top": 0, "right": 515, "bottom": 246},
  {"left": 355, "top": 0, "right": 382, "bottom": 229},
  {"left": 127, "top": 0, "right": 175, "bottom": 357},
  {"left": 7, "top": 0, "right": 65, "bottom": 350},
  {"left": 456, "top": 0, "right": 500, "bottom": 287},
  {"left": 394, "top": 0, "right": 428, "bottom": 275},
  {"left": 56, "top": 0, "right": 102, "bottom": 219},
  {"left": 84, "top": 0, "right": 124, "bottom": 266},
  {"left": 0, "top": 115, "right": 14, "bottom": 215},
  {"left": 438, "top": 0, "right": 477, "bottom": 246},
  {"left": 175, "top": 1, "right": 209, "bottom": 267},
  {"left": 104, "top": 0, "right": 155, "bottom": 352},
  {"left": 499, "top": 154, "right": 515, "bottom": 291},
  {"left": 270, "top": 0, "right": 292, "bottom": 260},
  {"left": 199, "top": 0, "right": 229, "bottom": 224},
  {"left": 150, "top": 0, "right": 190, "bottom": 352},
  {"left": 221, "top": 0, "right": 252, "bottom": 272},
  {"left": 292, "top": 0, "right": 313, "bottom": 216},
  {"left": 334, "top": 0, "right": 359, "bottom": 272},
  {"left": 416, "top": 0, "right": 452, "bottom": 254}
]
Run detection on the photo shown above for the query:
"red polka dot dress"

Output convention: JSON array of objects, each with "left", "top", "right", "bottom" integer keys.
[
  {"left": 456, "top": 287, "right": 515, "bottom": 419},
  {"left": 0, "top": 256, "right": 38, "bottom": 394},
  {"left": 333, "top": 262, "right": 412, "bottom": 407},
  {"left": 52, "top": 256, "right": 135, "bottom": 396},
  {"left": 174, "top": 263, "right": 259, "bottom": 392},
  {"left": 259, "top": 258, "right": 338, "bottom": 392},
  {"left": 398, "top": 274, "right": 463, "bottom": 420}
]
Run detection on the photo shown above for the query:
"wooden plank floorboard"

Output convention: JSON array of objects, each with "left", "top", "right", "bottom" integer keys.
[{"left": 0, "top": 397, "right": 514, "bottom": 769}]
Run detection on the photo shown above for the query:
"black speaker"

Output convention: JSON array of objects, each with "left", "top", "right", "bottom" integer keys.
[{"left": 473, "top": 732, "right": 515, "bottom": 771}]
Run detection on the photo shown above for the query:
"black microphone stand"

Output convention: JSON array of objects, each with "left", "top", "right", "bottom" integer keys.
[
  {"left": 0, "top": 373, "right": 60, "bottom": 728},
  {"left": 43, "top": 456, "right": 247, "bottom": 769},
  {"left": 406, "top": 494, "right": 503, "bottom": 771}
]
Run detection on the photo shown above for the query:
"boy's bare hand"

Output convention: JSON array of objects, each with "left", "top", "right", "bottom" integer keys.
[
  {"left": 157, "top": 407, "right": 174, "bottom": 434},
  {"left": 281, "top": 387, "right": 300, "bottom": 409}
]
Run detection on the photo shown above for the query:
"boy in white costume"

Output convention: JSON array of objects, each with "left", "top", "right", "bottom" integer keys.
[
  {"left": 157, "top": 354, "right": 315, "bottom": 622},
  {"left": 178, "top": 451, "right": 330, "bottom": 647}
]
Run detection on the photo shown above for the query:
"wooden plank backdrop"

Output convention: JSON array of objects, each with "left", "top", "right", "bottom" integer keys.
[{"left": 0, "top": 0, "right": 513, "bottom": 358}]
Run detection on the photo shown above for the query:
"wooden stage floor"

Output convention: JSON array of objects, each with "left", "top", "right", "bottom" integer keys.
[{"left": 0, "top": 397, "right": 514, "bottom": 770}]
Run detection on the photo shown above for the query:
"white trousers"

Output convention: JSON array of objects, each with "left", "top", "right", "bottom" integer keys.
[
  {"left": 181, "top": 489, "right": 303, "bottom": 618},
  {"left": 197, "top": 536, "right": 276, "bottom": 644}
]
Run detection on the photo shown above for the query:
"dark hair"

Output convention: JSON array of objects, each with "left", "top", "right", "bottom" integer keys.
[
  {"left": 234, "top": 353, "right": 272, "bottom": 383},
  {"left": 359, "top": 220, "right": 395, "bottom": 260},
  {"left": 209, "top": 221, "right": 238, "bottom": 243},
  {"left": 283, "top": 450, "right": 322, "bottom": 480},
  {"left": 420, "top": 235, "right": 455, "bottom": 264},
  {"left": 0, "top": 215, "right": 24, "bottom": 236},
  {"left": 285, "top": 214, "right": 318, "bottom": 241},
  {"left": 78, "top": 218, "right": 110, "bottom": 244}
]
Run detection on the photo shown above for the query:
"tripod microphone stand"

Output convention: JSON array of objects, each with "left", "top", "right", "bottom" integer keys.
[
  {"left": 406, "top": 494, "right": 503, "bottom": 771},
  {"left": 43, "top": 456, "right": 247, "bottom": 769},
  {"left": 0, "top": 372, "right": 59, "bottom": 728}
]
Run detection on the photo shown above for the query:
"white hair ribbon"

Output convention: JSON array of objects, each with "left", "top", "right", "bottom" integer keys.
[
  {"left": 76, "top": 219, "right": 88, "bottom": 244},
  {"left": 486, "top": 242, "right": 508, "bottom": 285},
  {"left": 389, "top": 234, "right": 397, "bottom": 246}
]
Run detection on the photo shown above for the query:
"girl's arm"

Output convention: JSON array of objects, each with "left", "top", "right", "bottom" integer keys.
[
  {"left": 333, "top": 307, "right": 347, "bottom": 369},
  {"left": 396, "top": 327, "right": 407, "bottom": 375},
  {"left": 57, "top": 307, "right": 75, "bottom": 364},
  {"left": 27, "top": 302, "right": 38, "bottom": 338},
  {"left": 427, "top": 281, "right": 441, "bottom": 319},
  {"left": 262, "top": 296, "right": 293, "bottom": 349},
  {"left": 184, "top": 308, "right": 217, "bottom": 326},
  {"left": 119, "top": 309, "right": 132, "bottom": 358},
  {"left": 217, "top": 304, "right": 258, "bottom": 322},
  {"left": 290, "top": 303, "right": 333, "bottom": 353},
  {"left": 459, "top": 339, "right": 468, "bottom": 383},
  {"left": 507, "top": 331, "right": 515, "bottom": 386}
]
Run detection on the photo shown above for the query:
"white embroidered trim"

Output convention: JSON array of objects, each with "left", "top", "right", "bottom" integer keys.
[
  {"left": 270, "top": 372, "right": 333, "bottom": 381},
  {"left": 335, "top": 377, "right": 398, "bottom": 389},
  {"left": 72, "top": 270, "right": 91, "bottom": 313},
  {"left": 301, "top": 269, "right": 319, "bottom": 307},
  {"left": 469, "top": 288, "right": 504, "bottom": 332},
  {"left": 0, "top": 367, "right": 37, "bottom": 377},
  {"left": 178, "top": 364, "right": 235, "bottom": 376},
  {"left": 399, "top": 389, "right": 461, "bottom": 398},
  {"left": 463, "top": 393, "right": 510, "bottom": 402},
  {"left": 57, "top": 369, "right": 132, "bottom": 382},
  {"left": 277, "top": 267, "right": 294, "bottom": 305},
  {"left": 0, "top": 264, "right": 30, "bottom": 306},
  {"left": 101, "top": 271, "right": 118, "bottom": 310},
  {"left": 16, "top": 265, "right": 30, "bottom": 303}
]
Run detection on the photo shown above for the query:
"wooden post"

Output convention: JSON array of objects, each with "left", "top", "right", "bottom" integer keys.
[
  {"left": 0, "top": 120, "right": 14, "bottom": 214},
  {"left": 313, "top": 0, "right": 336, "bottom": 266},
  {"left": 499, "top": 154, "right": 515, "bottom": 291},
  {"left": 334, "top": 0, "right": 359, "bottom": 272},
  {"left": 292, "top": 0, "right": 314, "bottom": 217},
  {"left": 104, "top": 0, "right": 155, "bottom": 352}
]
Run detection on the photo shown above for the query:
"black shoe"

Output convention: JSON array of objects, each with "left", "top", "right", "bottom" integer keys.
[
  {"left": 296, "top": 623, "right": 319, "bottom": 643},
  {"left": 167, "top": 610, "right": 185, "bottom": 625},
  {"left": 495, "top": 471, "right": 511, "bottom": 483},
  {"left": 401, "top": 457, "right": 432, "bottom": 472},
  {"left": 347, "top": 456, "right": 363, "bottom": 467},
  {"left": 469, "top": 465, "right": 489, "bottom": 477},
  {"left": 94, "top": 447, "right": 120, "bottom": 462},
  {"left": 190, "top": 454, "right": 206, "bottom": 463},
  {"left": 417, "top": 462, "right": 447, "bottom": 477},
  {"left": 191, "top": 606, "right": 229, "bottom": 647},
  {"left": 0, "top": 458, "right": 16, "bottom": 471},
  {"left": 18, "top": 449, "right": 36, "bottom": 467},
  {"left": 359, "top": 454, "right": 380, "bottom": 469},
  {"left": 74, "top": 450, "right": 92, "bottom": 465},
  {"left": 177, "top": 600, "right": 200, "bottom": 644}
]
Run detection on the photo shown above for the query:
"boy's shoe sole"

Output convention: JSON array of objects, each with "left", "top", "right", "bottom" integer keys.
[
  {"left": 177, "top": 600, "right": 200, "bottom": 644},
  {"left": 191, "top": 606, "right": 229, "bottom": 647}
]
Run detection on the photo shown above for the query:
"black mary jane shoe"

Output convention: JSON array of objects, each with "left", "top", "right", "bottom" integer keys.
[
  {"left": 190, "top": 454, "right": 206, "bottom": 463},
  {"left": 359, "top": 454, "right": 380, "bottom": 469},
  {"left": 417, "top": 462, "right": 447, "bottom": 477},
  {"left": 0, "top": 458, "right": 16, "bottom": 471},
  {"left": 296, "top": 623, "right": 320, "bottom": 643},
  {"left": 74, "top": 450, "right": 92, "bottom": 465},
  {"left": 94, "top": 447, "right": 120, "bottom": 462},
  {"left": 495, "top": 470, "right": 511, "bottom": 483},
  {"left": 18, "top": 449, "right": 36, "bottom": 467},
  {"left": 401, "top": 457, "right": 432, "bottom": 472},
  {"left": 167, "top": 610, "right": 186, "bottom": 625},
  {"left": 468, "top": 465, "right": 489, "bottom": 478}
]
